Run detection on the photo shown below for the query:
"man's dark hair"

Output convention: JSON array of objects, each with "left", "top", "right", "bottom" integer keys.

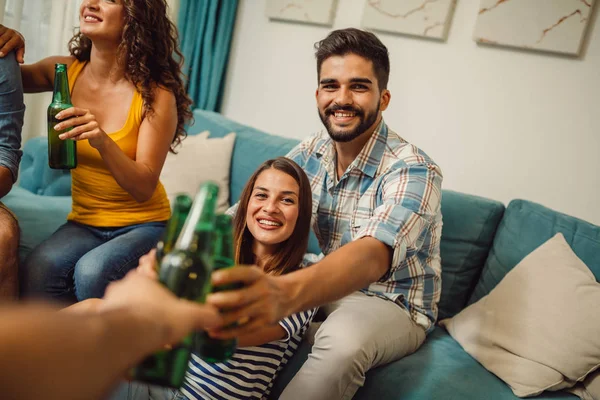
[{"left": 314, "top": 28, "right": 390, "bottom": 91}]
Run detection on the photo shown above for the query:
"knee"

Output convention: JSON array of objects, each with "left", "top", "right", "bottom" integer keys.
[
  {"left": 73, "top": 257, "right": 112, "bottom": 300},
  {"left": 312, "top": 327, "right": 370, "bottom": 370}
]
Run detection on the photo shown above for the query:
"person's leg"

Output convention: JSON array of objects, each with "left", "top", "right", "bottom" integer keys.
[
  {"left": 0, "top": 205, "right": 18, "bottom": 299},
  {"left": 0, "top": 51, "right": 25, "bottom": 199},
  {"left": 280, "top": 291, "right": 426, "bottom": 400},
  {"left": 20, "top": 221, "right": 102, "bottom": 303},
  {"left": 73, "top": 222, "right": 165, "bottom": 301}
]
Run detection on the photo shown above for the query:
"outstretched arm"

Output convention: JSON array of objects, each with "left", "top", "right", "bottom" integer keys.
[
  {"left": 207, "top": 161, "right": 443, "bottom": 338},
  {"left": 206, "top": 237, "right": 389, "bottom": 337},
  {"left": 0, "top": 272, "right": 222, "bottom": 400}
]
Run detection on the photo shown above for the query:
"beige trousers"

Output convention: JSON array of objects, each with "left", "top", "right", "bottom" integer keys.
[{"left": 279, "top": 291, "right": 426, "bottom": 400}]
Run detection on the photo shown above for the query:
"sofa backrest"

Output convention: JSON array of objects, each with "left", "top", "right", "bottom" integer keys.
[
  {"left": 469, "top": 199, "right": 600, "bottom": 305},
  {"left": 437, "top": 191, "right": 505, "bottom": 320},
  {"left": 19, "top": 109, "right": 506, "bottom": 315}
]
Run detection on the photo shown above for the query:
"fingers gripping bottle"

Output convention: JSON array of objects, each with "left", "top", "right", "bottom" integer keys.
[{"left": 195, "top": 214, "right": 239, "bottom": 363}]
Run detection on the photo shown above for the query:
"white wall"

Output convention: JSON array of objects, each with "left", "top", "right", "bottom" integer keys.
[{"left": 221, "top": 0, "right": 600, "bottom": 226}]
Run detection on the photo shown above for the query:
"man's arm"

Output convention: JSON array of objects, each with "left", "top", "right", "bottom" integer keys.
[
  {"left": 207, "top": 162, "right": 442, "bottom": 338},
  {"left": 206, "top": 238, "right": 388, "bottom": 337},
  {"left": 0, "top": 272, "right": 222, "bottom": 400}
]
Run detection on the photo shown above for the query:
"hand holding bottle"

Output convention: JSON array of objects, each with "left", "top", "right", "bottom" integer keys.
[{"left": 54, "top": 107, "right": 109, "bottom": 149}]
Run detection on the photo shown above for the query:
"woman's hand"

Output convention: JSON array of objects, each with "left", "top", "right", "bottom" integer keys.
[
  {"left": 0, "top": 25, "right": 25, "bottom": 63},
  {"left": 55, "top": 107, "right": 109, "bottom": 150}
]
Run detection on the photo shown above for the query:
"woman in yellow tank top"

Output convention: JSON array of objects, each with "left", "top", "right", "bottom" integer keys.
[{"left": 19, "top": 0, "right": 192, "bottom": 303}]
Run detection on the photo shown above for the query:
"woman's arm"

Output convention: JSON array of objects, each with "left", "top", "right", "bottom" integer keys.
[
  {"left": 21, "top": 55, "right": 74, "bottom": 93},
  {"left": 55, "top": 86, "right": 176, "bottom": 202}
]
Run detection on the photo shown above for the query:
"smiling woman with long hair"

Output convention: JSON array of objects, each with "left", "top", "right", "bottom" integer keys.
[
  {"left": 18, "top": 0, "right": 193, "bottom": 303},
  {"left": 111, "top": 157, "right": 317, "bottom": 400}
]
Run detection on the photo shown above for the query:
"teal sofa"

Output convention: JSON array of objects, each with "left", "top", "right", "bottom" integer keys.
[{"left": 5, "top": 109, "right": 599, "bottom": 400}]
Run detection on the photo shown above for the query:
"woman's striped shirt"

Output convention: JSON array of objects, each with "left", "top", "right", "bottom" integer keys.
[{"left": 180, "top": 308, "right": 316, "bottom": 399}]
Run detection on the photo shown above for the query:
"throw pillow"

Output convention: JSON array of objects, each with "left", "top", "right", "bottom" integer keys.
[
  {"left": 440, "top": 233, "right": 600, "bottom": 398},
  {"left": 160, "top": 131, "right": 236, "bottom": 212},
  {"left": 567, "top": 370, "right": 600, "bottom": 400}
]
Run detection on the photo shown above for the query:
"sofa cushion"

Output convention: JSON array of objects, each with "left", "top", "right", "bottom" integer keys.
[
  {"left": 442, "top": 233, "right": 600, "bottom": 397},
  {"left": 269, "top": 328, "right": 577, "bottom": 400},
  {"left": 2, "top": 186, "right": 71, "bottom": 261},
  {"left": 437, "top": 190, "right": 504, "bottom": 320},
  {"left": 19, "top": 136, "right": 71, "bottom": 196},
  {"left": 160, "top": 131, "right": 236, "bottom": 212},
  {"left": 470, "top": 199, "right": 600, "bottom": 303}
]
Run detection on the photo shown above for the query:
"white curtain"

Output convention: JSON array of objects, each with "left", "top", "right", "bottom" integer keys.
[
  {"left": 2, "top": 0, "right": 79, "bottom": 143},
  {"left": 0, "top": 0, "right": 179, "bottom": 143}
]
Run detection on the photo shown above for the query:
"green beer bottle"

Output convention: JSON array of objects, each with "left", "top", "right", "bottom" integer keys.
[
  {"left": 132, "top": 182, "right": 219, "bottom": 388},
  {"left": 48, "top": 63, "right": 77, "bottom": 169},
  {"left": 155, "top": 194, "right": 193, "bottom": 268},
  {"left": 195, "top": 214, "right": 240, "bottom": 363}
]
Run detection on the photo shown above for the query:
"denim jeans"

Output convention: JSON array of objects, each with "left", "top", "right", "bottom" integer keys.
[
  {"left": 20, "top": 220, "right": 166, "bottom": 302},
  {"left": 0, "top": 51, "right": 24, "bottom": 183}
]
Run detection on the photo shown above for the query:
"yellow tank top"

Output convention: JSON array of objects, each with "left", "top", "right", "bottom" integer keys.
[{"left": 66, "top": 59, "right": 171, "bottom": 227}]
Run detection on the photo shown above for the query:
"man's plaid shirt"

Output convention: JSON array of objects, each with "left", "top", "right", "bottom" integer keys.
[{"left": 287, "top": 120, "right": 443, "bottom": 332}]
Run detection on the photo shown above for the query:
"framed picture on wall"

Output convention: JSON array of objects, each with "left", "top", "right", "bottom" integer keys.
[
  {"left": 265, "top": 0, "right": 338, "bottom": 26},
  {"left": 473, "top": 0, "right": 596, "bottom": 56},
  {"left": 361, "top": 0, "right": 457, "bottom": 41}
]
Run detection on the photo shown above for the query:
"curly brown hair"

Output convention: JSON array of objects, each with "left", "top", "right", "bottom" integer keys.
[{"left": 68, "top": 0, "right": 192, "bottom": 151}]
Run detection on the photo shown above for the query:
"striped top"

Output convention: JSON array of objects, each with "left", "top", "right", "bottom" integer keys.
[
  {"left": 287, "top": 120, "right": 443, "bottom": 333},
  {"left": 180, "top": 308, "right": 316, "bottom": 399}
]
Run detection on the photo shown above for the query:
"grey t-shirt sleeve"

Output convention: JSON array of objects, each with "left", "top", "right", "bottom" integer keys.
[{"left": 0, "top": 51, "right": 25, "bottom": 182}]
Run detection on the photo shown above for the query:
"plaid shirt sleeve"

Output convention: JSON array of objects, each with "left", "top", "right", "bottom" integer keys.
[{"left": 353, "top": 162, "right": 443, "bottom": 280}]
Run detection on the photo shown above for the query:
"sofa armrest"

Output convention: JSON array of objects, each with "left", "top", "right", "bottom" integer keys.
[
  {"left": 19, "top": 137, "right": 71, "bottom": 196},
  {"left": 3, "top": 186, "right": 71, "bottom": 261}
]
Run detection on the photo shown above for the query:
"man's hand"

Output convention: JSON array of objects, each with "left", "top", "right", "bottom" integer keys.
[
  {"left": 206, "top": 266, "right": 292, "bottom": 339},
  {"left": 100, "top": 271, "right": 223, "bottom": 350},
  {"left": 0, "top": 25, "right": 25, "bottom": 63}
]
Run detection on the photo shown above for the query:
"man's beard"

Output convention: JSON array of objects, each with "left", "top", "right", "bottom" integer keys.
[{"left": 318, "top": 102, "right": 380, "bottom": 143}]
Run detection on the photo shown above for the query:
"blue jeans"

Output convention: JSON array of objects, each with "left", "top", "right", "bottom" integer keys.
[
  {"left": 20, "top": 220, "right": 166, "bottom": 302},
  {"left": 0, "top": 51, "right": 24, "bottom": 183}
]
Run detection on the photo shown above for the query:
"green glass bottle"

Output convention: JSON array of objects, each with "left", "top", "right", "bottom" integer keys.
[
  {"left": 155, "top": 194, "right": 193, "bottom": 268},
  {"left": 195, "top": 214, "right": 240, "bottom": 363},
  {"left": 131, "top": 182, "right": 219, "bottom": 388},
  {"left": 47, "top": 63, "right": 77, "bottom": 169}
]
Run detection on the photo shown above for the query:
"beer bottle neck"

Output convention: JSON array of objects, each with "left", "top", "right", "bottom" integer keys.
[
  {"left": 52, "top": 68, "right": 72, "bottom": 104},
  {"left": 174, "top": 184, "right": 218, "bottom": 252}
]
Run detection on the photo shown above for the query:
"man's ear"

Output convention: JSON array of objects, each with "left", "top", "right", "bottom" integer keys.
[{"left": 379, "top": 89, "right": 391, "bottom": 112}]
